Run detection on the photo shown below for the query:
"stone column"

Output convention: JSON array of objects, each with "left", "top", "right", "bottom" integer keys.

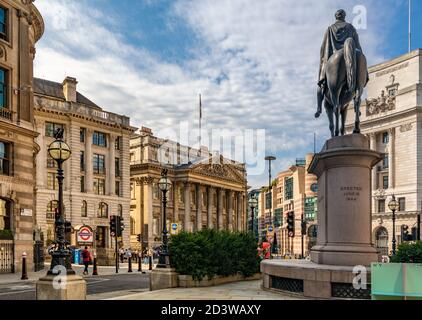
[
  {"left": 108, "top": 134, "right": 116, "bottom": 196},
  {"left": 184, "top": 182, "right": 191, "bottom": 232},
  {"left": 369, "top": 133, "right": 377, "bottom": 191},
  {"left": 388, "top": 127, "right": 395, "bottom": 189},
  {"left": 207, "top": 187, "right": 213, "bottom": 229},
  {"left": 196, "top": 184, "right": 202, "bottom": 231},
  {"left": 144, "top": 179, "right": 154, "bottom": 245},
  {"left": 227, "top": 190, "right": 234, "bottom": 231},
  {"left": 237, "top": 192, "right": 243, "bottom": 231},
  {"left": 173, "top": 181, "right": 179, "bottom": 223},
  {"left": 217, "top": 188, "right": 223, "bottom": 230},
  {"left": 35, "top": 120, "right": 45, "bottom": 188},
  {"left": 85, "top": 129, "right": 93, "bottom": 193}
]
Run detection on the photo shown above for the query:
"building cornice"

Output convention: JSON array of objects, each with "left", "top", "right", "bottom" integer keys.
[
  {"left": 30, "top": 3, "right": 44, "bottom": 43},
  {"left": 368, "top": 49, "right": 422, "bottom": 74}
]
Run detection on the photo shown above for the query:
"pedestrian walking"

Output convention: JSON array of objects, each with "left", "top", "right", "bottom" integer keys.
[
  {"left": 81, "top": 246, "right": 92, "bottom": 275},
  {"left": 125, "top": 248, "right": 132, "bottom": 261},
  {"left": 119, "top": 247, "right": 124, "bottom": 263}
]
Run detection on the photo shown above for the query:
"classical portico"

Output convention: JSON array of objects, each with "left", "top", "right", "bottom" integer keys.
[{"left": 130, "top": 150, "right": 248, "bottom": 249}]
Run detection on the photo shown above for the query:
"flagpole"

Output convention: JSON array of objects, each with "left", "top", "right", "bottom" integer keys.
[
  {"left": 409, "top": 0, "right": 412, "bottom": 53},
  {"left": 199, "top": 94, "right": 202, "bottom": 149}
]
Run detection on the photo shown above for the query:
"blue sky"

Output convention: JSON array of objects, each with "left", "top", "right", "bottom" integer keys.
[{"left": 34, "top": 0, "right": 422, "bottom": 188}]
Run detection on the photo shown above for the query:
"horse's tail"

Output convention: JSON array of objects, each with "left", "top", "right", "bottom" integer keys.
[{"left": 344, "top": 37, "right": 356, "bottom": 94}]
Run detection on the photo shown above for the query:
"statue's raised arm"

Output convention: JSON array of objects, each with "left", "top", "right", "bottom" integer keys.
[{"left": 315, "top": 9, "right": 369, "bottom": 137}]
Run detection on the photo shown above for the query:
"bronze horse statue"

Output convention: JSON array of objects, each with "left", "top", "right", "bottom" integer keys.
[{"left": 315, "top": 10, "right": 368, "bottom": 137}]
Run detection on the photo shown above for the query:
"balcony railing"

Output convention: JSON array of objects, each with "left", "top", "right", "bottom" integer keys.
[{"left": 0, "top": 108, "right": 12, "bottom": 121}]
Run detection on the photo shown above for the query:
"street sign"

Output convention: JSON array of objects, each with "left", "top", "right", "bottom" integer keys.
[
  {"left": 288, "top": 231, "right": 294, "bottom": 238},
  {"left": 171, "top": 223, "right": 178, "bottom": 231},
  {"left": 171, "top": 222, "right": 179, "bottom": 235},
  {"left": 110, "top": 231, "right": 115, "bottom": 237},
  {"left": 268, "top": 225, "right": 274, "bottom": 232},
  {"left": 77, "top": 226, "right": 93, "bottom": 243}
]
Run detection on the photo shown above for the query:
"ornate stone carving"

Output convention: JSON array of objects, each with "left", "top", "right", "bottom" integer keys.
[
  {"left": 192, "top": 163, "right": 245, "bottom": 183},
  {"left": 135, "top": 176, "right": 154, "bottom": 185},
  {"left": 400, "top": 123, "right": 413, "bottom": 133},
  {"left": 366, "top": 90, "right": 396, "bottom": 116},
  {"left": 0, "top": 44, "right": 6, "bottom": 61}
]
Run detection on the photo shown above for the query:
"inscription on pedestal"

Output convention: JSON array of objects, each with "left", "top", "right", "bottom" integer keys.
[{"left": 340, "top": 186, "right": 362, "bottom": 201}]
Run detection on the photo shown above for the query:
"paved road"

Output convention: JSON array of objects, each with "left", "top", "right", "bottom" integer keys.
[{"left": 0, "top": 273, "right": 150, "bottom": 300}]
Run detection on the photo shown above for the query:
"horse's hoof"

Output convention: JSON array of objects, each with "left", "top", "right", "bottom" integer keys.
[{"left": 315, "top": 112, "right": 321, "bottom": 118}]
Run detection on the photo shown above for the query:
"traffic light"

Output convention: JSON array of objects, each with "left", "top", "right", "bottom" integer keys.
[
  {"left": 136, "top": 234, "right": 141, "bottom": 242},
  {"left": 287, "top": 211, "right": 295, "bottom": 237},
  {"left": 401, "top": 225, "right": 410, "bottom": 241},
  {"left": 110, "top": 215, "right": 117, "bottom": 236},
  {"left": 117, "top": 216, "right": 125, "bottom": 237},
  {"left": 64, "top": 221, "right": 72, "bottom": 234}
]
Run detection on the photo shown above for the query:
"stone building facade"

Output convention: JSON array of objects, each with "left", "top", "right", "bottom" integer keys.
[
  {"left": 0, "top": 0, "right": 43, "bottom": 273},
  {"left": 130, "top": 127, "right": 248, "bottom": 250},
  {"left": 345, "top": 49, "right": 422, "bottom": 256},
  {"left": 262, "top": 155, "right": 317, "bottom": 257},
  {"left": 33, "top": 77, "right": 135, "bottom": 265}
]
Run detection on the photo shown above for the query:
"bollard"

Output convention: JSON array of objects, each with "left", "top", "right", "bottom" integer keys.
[
  {"left": 128, "top": 256, "right": 133, "bottom": 272},
  {"left": 21, "top": 252, "right": 28, "bottom": 280},
  {"left": 92, "top": 253, "right": 98, "bottom": 276},
  {"left": 138, "top": 254, "right": 142, "bottom": 272},
  {"left": 149, "top": 255, "right": 152, "bottom": 270}
]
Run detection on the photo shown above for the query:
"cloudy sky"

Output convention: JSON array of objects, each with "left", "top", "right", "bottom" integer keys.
[{"left": 34, "top": 0, "right": 421, "bottom": 188}]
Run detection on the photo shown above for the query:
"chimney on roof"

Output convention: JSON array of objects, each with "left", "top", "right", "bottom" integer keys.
[{"left": 62, "top": 77, "right": 78, "bottom": 102}]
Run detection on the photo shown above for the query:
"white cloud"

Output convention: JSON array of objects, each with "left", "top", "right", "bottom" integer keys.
[{"left": 34, "top": 0, "right": 392, "bottom": 189}]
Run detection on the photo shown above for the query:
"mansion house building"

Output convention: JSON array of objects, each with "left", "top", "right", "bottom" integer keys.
[
  {"left": 33, "top": 77, "right": 135, "bottom": 264},
  {"left": 345, "top": 49, "right": 422, "bottom": 256}
]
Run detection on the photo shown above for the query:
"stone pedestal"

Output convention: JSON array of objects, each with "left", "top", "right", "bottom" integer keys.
[
  {"left": 36, "top": 274, "right": 87, "bottom": 300},
  {"left": 308, "top": 134, "right": 381, "bottom": 266},
  {"left": 150, "top": 268, "right": 179, "bottom": 291}
]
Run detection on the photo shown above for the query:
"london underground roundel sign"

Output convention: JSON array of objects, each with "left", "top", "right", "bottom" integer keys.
[{"left": 77, "top": 226, "right": 93, "bottom": 243}]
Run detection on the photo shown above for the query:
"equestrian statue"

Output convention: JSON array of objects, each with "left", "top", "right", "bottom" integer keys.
[{"left": 315, "top": 9, "right": 369, "bottom": 137}]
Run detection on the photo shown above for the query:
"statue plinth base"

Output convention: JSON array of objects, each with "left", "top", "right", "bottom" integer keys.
[
  {"left": 308, "top": 134, "right": 381, "bottom": 266},
  {"left": 36, "top": 274, "right": 87, "bottom": 300}
]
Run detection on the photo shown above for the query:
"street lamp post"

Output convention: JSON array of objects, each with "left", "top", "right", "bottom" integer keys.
[
  {"left": 265, "top": 156, "right": 276, "bottom": 257},
  {"left": 47, "top": 128, "right": 74, "bottom": 275},
  {"left": 157, "top": 169, "right": 172, "bottom": 268},
  {"left": 388, "top": 195, "right": 399, "bottom": 256},
  {"left": 249, "top": 196, "right": 258, "bottom": 242}
]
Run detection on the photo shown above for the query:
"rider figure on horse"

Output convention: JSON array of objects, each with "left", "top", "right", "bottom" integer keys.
[{"left": 316, "top": 9, "right": 365, "bottom": 117}]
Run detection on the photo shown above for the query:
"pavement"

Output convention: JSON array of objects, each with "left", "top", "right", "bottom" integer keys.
[{"left": 107, "top": 280, "right": 309, "bottom": 300}]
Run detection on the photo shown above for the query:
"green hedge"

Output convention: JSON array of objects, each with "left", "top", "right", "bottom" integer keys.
[
  {"left": 390, "top": 241, "right": 422, "bottom": 263},
  {"left": 169, "top": 229, "right": 260, "bottom": 281},
  {"left": 0, "top": 229, "right": 13, "bottom": 240}
]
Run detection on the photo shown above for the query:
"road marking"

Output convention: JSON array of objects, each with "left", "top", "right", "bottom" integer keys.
[{"left": 0, "top": 289, "right": 35, "bottom": 296}]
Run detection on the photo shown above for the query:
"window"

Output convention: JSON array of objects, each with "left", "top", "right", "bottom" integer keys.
[
  {"left": 80, "top": 128, "right": 85, "bottom": 143},
  {"left": 93, "top": 178, "right": 105, "bottom": 195},
  {"left": 131, "top": 183, "right": 136, "bottom": 199},
  {"left": 81, "top": 201, "right": 87, "bottom": 217},
  {"left": 115, "top": 158, "right": 120, "bottom": 177},
  {"left": 47, "top": 154, "right": 56, "bottom": 168},
  {"left": 382, "top": 154, "right": 389, "bottom": 169},
  {"left": 382, "top": 176, "right": 389, "bottom": 189},
  {"left": 0, "top": 7, "right": 6, "bottom": 40},
  {"left": 0, "top": 141, "right": 10, "bottom": 175},
  {"left": 93, "top": 154, "right": 105, "bottom": 174},
  {"left": 97, "top": 202, "right": 108, "bottom": 218},
  {"left": 45, "top": 122, "right": 64, "bottom": 138},
  {"left": 80, "top": 151, "right": 85, "bottom": 171},
  {"left": 192, "top": 189, "right": 196, "bottom": 206},
  {"left": 80, "top": 176, "right": 85, "bottom": 193},
  {"left": 153, "top": 183, "right": 159, "bottom": 200},
  {"left": 378, "top": 199, "right": 385, "bottom": 213},
  {"left": 0, "top": 199, "right": 11, "bottom": 230},
  {"left": 115, "top": 137, "right": 121, "bottom": 150},
  {"left": 265, "top": 192, "right": 272, "bottom": 209},
  {"left": 178, "top": 186, "right": 184, "bottom": 203},
  {"left": 382, "top": 132, "right": 389, "bottom": 144},
  {"left": 284, "top": 177, "right": 293, "bottom": 200},
  {"left": 398, "top": 198, "right": 406, "bottom": 212},
  {"left": 47, "top": 173, "right": 57, "bottom": 190},
  {"left": 46, "top": 200, "right": 58, "bottom": 220},
  {"left": 130, "top": 217, "right": 136, "bottom": 235},
  {"left": 93, "top": 131, "right": 107, "bottom": 147},
  {"left": 115, "top": 181, "right": 121, "bottom": 197},
  {"left": 130, "top": 153, "right": 135, "bottom": 163},
  {"left": 0, "top": 68, "right": 7, "bottom": 109},
  {"left": 118, "top": 204, "right": 123, "bottom": 217}
]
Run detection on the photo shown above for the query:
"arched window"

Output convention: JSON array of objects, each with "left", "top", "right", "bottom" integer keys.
[
  {"left": 46, "top": 200, "right": 58, "bottom": 220},
  {"left": 81, "top": 201, "right": 87, "bottom": 217},
  {"left": 118, "top": 204, "right": 123, "bottom": 217},
  {"left": 375, "top": 227, "right": 389, "bottom": 256},
  {"left": 97, "top": 202, "right": 108, "bottom": 218}
]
